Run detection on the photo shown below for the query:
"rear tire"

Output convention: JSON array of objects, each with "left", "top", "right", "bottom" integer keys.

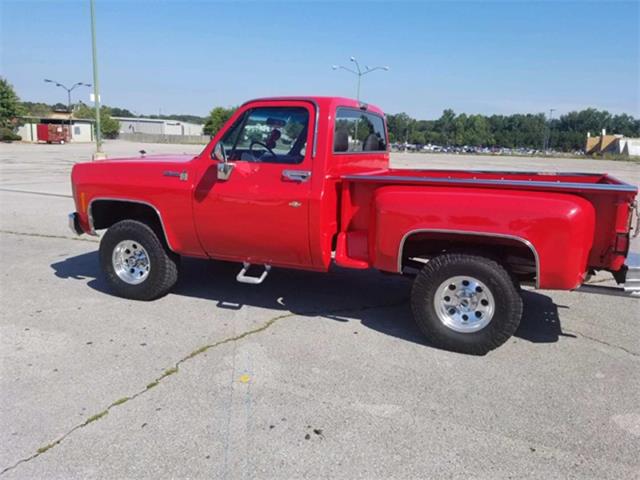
[
  {"left": 411, "top": 253, "right": 522, "bottom": 355},
  {"left": 99, "top": 220, "right": 178, "bottom": 300}
]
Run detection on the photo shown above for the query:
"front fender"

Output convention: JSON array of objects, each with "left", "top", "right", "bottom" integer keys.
[{"left": 372, "top": 186, "right": 595, "bottom": 289}]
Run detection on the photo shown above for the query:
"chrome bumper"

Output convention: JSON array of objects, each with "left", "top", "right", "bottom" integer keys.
[
  {"left": 624, "top": 263, "right": 640, "bottom": 294},
  {"left": 577, "top": 256, "right": 640, "bottom": 297},
  {"left": 68, "top": 212, "right": 83, "bottom": 235}
]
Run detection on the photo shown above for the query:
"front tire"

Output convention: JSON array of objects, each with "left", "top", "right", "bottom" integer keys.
[
  {"left": 99, "top": 220, "right": 178, "bottom": 300},
  {"left": 411, "top": 253, "right": 522, "bottom": 355}
]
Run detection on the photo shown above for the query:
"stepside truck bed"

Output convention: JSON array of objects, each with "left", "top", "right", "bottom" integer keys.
[{"left": 339, "top": 169, "right": 637, "bottom": 279}]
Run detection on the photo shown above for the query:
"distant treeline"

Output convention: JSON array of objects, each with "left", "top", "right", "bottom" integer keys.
[
  {"left": 21, "top": 100, "right": 640, "bottom": 152},
  {"left": 387, "top": 109, "right": 640, "bottom": 151}
]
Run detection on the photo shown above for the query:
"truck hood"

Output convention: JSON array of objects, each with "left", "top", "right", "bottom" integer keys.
[{"left": 92, "top": 153, "right": 198, "bottom": 165}]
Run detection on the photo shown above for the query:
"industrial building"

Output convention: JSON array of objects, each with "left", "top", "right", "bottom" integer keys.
[
  {"left": 114, "top": 117, "right": 204, "bottom": 136},
  {"left": 586, "top": 130, "right": 640, "bottom": 156},
  {"left": 16, "top": 114, "right": 95, "bottom": 143}
]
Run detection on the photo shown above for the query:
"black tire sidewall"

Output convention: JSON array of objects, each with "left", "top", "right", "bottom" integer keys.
[
  {"left": 411, "top": 254, "right": 522, "bottom": 354},
  {"left": 99, "top": 220, "right": 176, "bottom": 300}
]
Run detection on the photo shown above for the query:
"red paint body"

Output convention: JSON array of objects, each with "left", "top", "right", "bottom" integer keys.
[{"left": 71, "top": 97, "right": 638, "bottom": 290}]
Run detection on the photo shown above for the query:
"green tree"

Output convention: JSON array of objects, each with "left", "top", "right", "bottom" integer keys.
[
  {"left": 74, "top": 103, "right": 120, "bottom": 139},
  {"left": 465, "top": 115, "right": 493, "bottom": 146},
  {"left": 435, "top": 109, "right": 456, "bottom": 145},
  {"left": 0, "top": 77, "right": 25, "bottom": 141},
  {"left": 386, "top": 112, "right": 413, "bottom": 143},
  {"left": 110, "top": 107, "right": 136, "bottom": 117},
  {"left": 0, "top": 77, "right": 25, "bottom": 129},
  {"left": 203, "top": 107, "right": 236, "bottom": 136},
  {"left": 21, "top": 101, "right": 52, "bottom": 117}
]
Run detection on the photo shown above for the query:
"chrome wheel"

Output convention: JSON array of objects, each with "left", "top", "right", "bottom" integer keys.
[
  {"left": 112, "top": 240, "right": 150, "bottom": 285},
  {"left": 434, "top": 276, "right": 495, "bottom": 333}
]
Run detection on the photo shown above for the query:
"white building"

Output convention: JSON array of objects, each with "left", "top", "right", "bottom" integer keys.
[
  {"left": 618, "top": 138, "right": 640, "bottom": 156},
  {"left": 114, "top": 117, "right": 204, "bottom": 136},
  {"left": 17, "top": 115, "right": 95, "bottom": 143}
]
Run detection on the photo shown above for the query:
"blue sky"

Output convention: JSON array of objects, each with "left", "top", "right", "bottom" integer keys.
[{"left": 1, "top": 0, "right": 638, "bottom": 118}]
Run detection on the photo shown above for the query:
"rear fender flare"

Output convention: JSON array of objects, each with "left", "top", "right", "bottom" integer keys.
[{"left": 397, "top": 229, "right": 540, "bottom": 288}]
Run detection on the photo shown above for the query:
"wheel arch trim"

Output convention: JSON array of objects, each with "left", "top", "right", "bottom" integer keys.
[
  {"left": 88, "top": 197, "right": 176, "bottom": 252},
  {"left": 397, "top": 228, "right": 540, "bottom": 288}
]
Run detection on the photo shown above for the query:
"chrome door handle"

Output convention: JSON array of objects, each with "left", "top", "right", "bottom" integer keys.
[{"left": 282, "top": 170, "right": 311, "bottom": 183}]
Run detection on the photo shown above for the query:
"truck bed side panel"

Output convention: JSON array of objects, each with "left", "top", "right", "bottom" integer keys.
[{"left": 370, "top": 186, "right": 596, "bottom": 290}]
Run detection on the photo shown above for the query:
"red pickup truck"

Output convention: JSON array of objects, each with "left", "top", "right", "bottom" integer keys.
[{"left": 69, "top": 96, "right": 639, "bottom": 354}]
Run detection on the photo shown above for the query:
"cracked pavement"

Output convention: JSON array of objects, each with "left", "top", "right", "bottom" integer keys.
[{"left": 1, "top": 141, "right": 639, "bottom": 479}]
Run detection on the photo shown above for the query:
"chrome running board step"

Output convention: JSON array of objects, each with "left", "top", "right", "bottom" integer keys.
[
  {"left": 576, "top": 264, "right": 640, "bottom": 297},
  {"left": 236, "top": 262, "right": 271, "bottom": 285},
  {"left": 576, "top": 284, "right": 639, "bottom": 298},
  {"left": 624, "top": 265, "right": 640, "bottom": 294}
]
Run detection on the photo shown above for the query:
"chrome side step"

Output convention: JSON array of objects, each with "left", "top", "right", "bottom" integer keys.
[
  {"left": 236, "top": 262, "right": 271, "bottom": 285},
  {"left": 576, "top": 265, "right": 640, "bottom": 297},
  {"left": 624, "top": 265, "right": 640, "bottom": 293},
  {"left": 576, "top": 284, "right": 639, "bottom": 298}
]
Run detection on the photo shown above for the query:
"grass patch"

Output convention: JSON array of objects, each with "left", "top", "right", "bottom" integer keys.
[
  {"left": 36, "top": 442, "right": 57, "bottom": 454},
  {"left": 594, "top": 153, "right": 640, "bottom": 162},
  {"left": 161, "top": 367, "right": 178, "bottom": 378},
  {"left": 83, "top": 410, "right": 108, "bottom": 426},
  {"left": 185, "top": 345, "right": 210, "bottom": 360},
  {"left": 110, "top": 396, "right": 130, "bottom": 407}
]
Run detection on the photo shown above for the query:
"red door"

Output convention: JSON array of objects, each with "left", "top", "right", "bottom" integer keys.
[
  {"left": 37, "top": 124, "right": 49, "bottom": 142},
  {"left": 192, "top": 102, "right": 315, "bottom": 269}
]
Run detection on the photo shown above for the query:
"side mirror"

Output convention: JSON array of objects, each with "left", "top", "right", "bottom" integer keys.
[
  {"left": 212, "top": 141, "right": 227, "bottom": 162},
  {"left": 212, "top": 142, "right": 234, "bottom": 181}
]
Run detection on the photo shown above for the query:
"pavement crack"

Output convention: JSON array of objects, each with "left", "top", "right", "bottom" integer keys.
[
  {"left": 0, "top": 188, "right": 73, "bottom": 199},
  {"left": 0, "top": 230, "right": 99, "bottom": 243},
  {"left": 0, "top": 299, "right": 406, "bottom": 476},
  {"left": 564, "top": 329, "right": 639, "bottom": 357}
]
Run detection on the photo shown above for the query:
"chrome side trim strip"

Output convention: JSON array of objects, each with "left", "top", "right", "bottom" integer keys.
[
  {"left": 397, "top": 228, "right": 541, "bottom": 289},
  {"left": 343, "top": 174, "right": 638, "bottom": 193},
  {"left": 88, "top": 197, "right": 175, "bottom": 252},
  {"left": 312, "top": 101, "right": 319, "bottom": 159},
  {"left": 241, "top": 97, "right": 319, "bottom": 159}
]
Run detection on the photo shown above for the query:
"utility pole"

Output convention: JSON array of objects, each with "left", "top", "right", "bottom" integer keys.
[
  {"left": 43, "top": 80, "right": 91, "bottom": 140},
  {"left": 90, "top": 0, "right": 105, "bottom": 158},
  {"left": 332, "top": 57, "right": 389, "bottom": 148},
  {"left": 332, "top": 56, "right": 389, "bottom": 102},
  {"left": 543, "top": 108, "right": 556, "bottom": 152},
  {"left": 547, "top": 108, "right": 556, "bottom": 152}
]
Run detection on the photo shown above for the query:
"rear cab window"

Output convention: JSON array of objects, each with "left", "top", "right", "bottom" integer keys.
[{"left": 333, "top": 107, "right": 387, "bottom": 153}]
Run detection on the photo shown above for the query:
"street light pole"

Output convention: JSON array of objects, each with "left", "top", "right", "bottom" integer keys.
[
  {"left": 332, "top": 56, "right": 389, "bottom": 102},
  {"left": 548, "top": 108, "right": 556, "bottom": 152},
  {"left": 43, "top": 79, "right": 91, "bottom": 140},
  {"left": 90, "top": 0, "right": 104, "bottom": 157},
  {"left": 543, "top": 108, "right": 556, "bottom": 152}
]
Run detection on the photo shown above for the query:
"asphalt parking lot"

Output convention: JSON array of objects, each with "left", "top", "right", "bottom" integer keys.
[{"left": 1, "top": 141, "right": 639, "bottom": 479}]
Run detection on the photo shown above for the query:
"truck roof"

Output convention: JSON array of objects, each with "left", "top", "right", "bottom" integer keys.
[{"left": 241, "top": 96, "right": 385, "bottom": 116}]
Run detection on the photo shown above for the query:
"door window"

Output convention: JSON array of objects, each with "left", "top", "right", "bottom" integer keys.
[{"left": 221, "top": 107, "right": 309, "bottom": 164}]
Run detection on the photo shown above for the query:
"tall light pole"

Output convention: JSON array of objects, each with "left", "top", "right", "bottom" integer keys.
[
  {"left": 332, "top": 56, "right": 389, "bottom": 102},
  {"left": 544, "top": 108, "right": 556, "bottom": 152},
  {"left": 43, "top": 79, "right": 91, "bottom": 138},
  {"left": 548, "top": 108, "right": 556, "bottom": 152},
  {"left": 89, "top": 0, "right": 104, "bottom": 157}
]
